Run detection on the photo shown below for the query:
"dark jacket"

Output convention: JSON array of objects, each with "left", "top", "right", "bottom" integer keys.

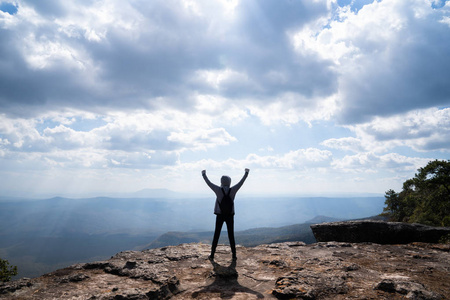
[{"left": 202, "top": 172, "right": 248, "bottom": 215}]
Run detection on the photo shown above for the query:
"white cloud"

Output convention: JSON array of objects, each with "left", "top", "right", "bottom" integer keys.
[
  {"left": 321, "top": 107, "right": 450, "bottom": 154},
  {"left": 44, "top": 124, "right": 104, "bottom": 150},
  {"left": 168, "top": 128, "right": 237, "bottom": 151},
  {"left": 1, "top": 0, "right": 449, "bottom": 126},
  {"left": 241, "top": 148, "right": 333, "bottom": 170},
  {"left": 321, "top": 137, "right": 364, "bottom": 153},
  {"left": 0, "top": 116, "right": 49, "bottom": 150},
  {"left": 0, "top": 107, "right": 243, "bottom": 171},
  {"left": 293, "top": 0, "right": 450, "bottom": 124},
  {"left": 104, "top": 150, "right": 179, "bottom": 169},
  {"left": 332, "top": 152, "right": 432, "bottom": 174},
  {"left": 172, "top": 147, "right": 333, "bottom": 174},
  {"left": 194, "top": 68, "right": 258, "bottom": 92},
  {"left": 247, "top": 94, "right": 338, "bottom": 126},
  {"left": 0, "top": 0, "right": 338, "bottom": 120},
  {"left": 350, "top": 108, "right": 450, "bottom": 152},
  {"left": 0, "top": 0, "right": 449, "bottom": 196}
]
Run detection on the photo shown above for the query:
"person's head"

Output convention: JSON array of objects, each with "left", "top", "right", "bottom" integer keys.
[{"left": 221, "top": 175, "right": 231, "bottom": 187}]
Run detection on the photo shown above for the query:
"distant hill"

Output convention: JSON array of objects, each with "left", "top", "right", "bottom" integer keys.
[
  {"left": 144, "top": 216, "right": 345, "bottom": 249},
  {"left": 144, "top": 215, "right": 387, "bottom": 249},
  {"left": 304, "top": 215, "right": 343, "bottom": 223},
  {"left": 0, "top": 196, "right": 385, "bottom": 236},
  {"left": 109, "top": 188, "right": 194, "bottom": 199},
  {"left": 0, "top": 188, "right": 193, "bottom": 200},
  {"left": 0, "top": 195, "right": 384, "bottom": 279}
]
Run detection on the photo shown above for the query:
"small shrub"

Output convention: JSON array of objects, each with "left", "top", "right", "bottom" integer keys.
[{"left": 0, "top": 258, "right": 18, "bottom": 282}]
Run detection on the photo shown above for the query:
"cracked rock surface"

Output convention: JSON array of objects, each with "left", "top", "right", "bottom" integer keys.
[{"left": 1, "top": 242, "right": 449, "bottom": 299}]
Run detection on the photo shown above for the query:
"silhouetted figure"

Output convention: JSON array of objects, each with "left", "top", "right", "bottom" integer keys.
[{"left": 202, "top": 169, "right": 249, "bottom": 261}]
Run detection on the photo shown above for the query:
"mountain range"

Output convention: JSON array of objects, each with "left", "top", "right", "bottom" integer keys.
[{"left": 0, "top": 192, "right": 385, "bottom": 278}]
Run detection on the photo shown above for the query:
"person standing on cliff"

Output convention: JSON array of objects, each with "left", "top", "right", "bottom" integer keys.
[{"left": 202, "top": 168, "right": 249, "bottom": 261}]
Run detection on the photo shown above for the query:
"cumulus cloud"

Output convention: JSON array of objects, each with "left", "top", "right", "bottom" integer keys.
[
  {"left": 321, "top": 137, "right": 364, "bottom": 153},
  {"left": 331, "top": 152, "right": 432, "bottom": 174},
  {"left": 0, "top": 0, "right": 340, "bottom": 118},
  {"left": 350, "top": 107, "right": 450, "bottom": 152},
  {"left": 243, "top": 148, "right": 333, "bottom": 170},
  {"left": 294, "top": 0, "right": 450, "bottom": 124},
  {"left": 0, "top": 0, "right": 449, "bottom": 196},
  {"left": 1, "top": 0, "right": 449, "bottom": 124},
  {"left": 0, "top": 107, "right": 240, "bottom": 171},
  {"left": 168, "top": 128, "right": 237, "bottom": 151},
  {"left": 322, "top": 107, "right": 450, "bottom": 155}
]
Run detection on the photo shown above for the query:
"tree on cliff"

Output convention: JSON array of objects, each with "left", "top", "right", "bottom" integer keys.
[
  {"left": 0, "top": 258, "right": 18, "bottom": 282},
  {"left": 383, "top": 160, "right": 450, "bottom": 227}
]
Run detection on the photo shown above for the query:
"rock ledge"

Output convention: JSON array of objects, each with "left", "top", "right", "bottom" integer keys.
[
  {"left": 311, "top": 220, "right": 450, "bottom": 244},
  {"left": 1, "top": 241, "right": 449, "bottom": 299}
]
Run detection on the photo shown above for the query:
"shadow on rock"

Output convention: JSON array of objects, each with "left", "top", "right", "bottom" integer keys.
[{"left": 191, "top": 258, "right": 264, "bottom": 299}]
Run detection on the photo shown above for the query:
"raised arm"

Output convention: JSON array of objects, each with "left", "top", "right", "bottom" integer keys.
[
  {"left": 202, "top": 170, "right": 219, "bottom": 191},
  {"left": 231, "top": 168, "right": 249, "bottom": 191}
]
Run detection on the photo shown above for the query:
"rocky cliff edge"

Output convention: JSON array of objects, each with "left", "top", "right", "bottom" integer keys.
[
  {"left": 311, "top": 220, "right": 450, "bottom": 244},
  {"left": 1, "top": 241, "right": 449, "bottom": 299}
]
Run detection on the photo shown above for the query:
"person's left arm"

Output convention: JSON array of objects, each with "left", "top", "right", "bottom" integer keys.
[{"left": 231, "top": 168, "right": 249, "bottom": 192}]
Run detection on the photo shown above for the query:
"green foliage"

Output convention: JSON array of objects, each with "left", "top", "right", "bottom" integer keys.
[
  {"left": 0, "top": 258, "right": 18, "bottom": 282},
  {"left": 383, "top": 160, "right": 450, "bottom": 227}
]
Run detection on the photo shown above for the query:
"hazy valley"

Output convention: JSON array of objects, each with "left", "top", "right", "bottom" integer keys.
[{"left": 0, "top": 193, "right": 385, "bottom": 278}]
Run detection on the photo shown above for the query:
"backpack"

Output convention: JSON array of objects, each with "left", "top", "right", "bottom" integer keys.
[{"left": 219, "top": 188, "right": 233, "bottom": 216}]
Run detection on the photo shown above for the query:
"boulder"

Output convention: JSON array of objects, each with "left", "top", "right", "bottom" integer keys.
[
  {"left": 310, "top": 220, "right": 450, "bottom": 244},
  {"left": 374, "top": 279, "right": 442, "bottom": 300}
]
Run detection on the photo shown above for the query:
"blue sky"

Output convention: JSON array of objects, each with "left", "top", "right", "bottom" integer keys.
[{"left": 0, "top": 0, "right": 449, "bottom": 198}]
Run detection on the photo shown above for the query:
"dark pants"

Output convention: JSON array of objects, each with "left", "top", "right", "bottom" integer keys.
[{"left": 211, "top": 214, "right": 236, "bottom": 257}]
